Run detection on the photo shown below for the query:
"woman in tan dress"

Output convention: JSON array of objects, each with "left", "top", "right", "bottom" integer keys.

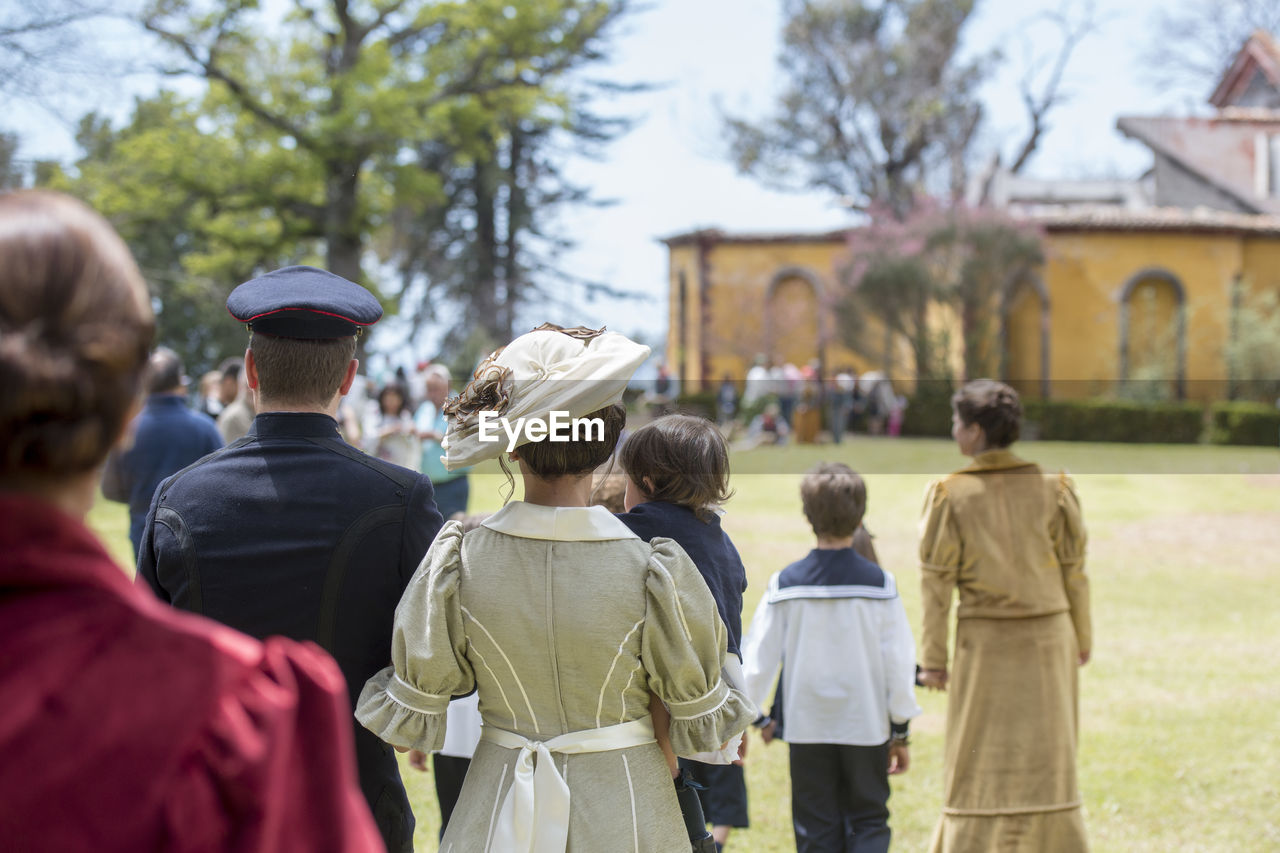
[{"left": 919, "top": 380, "right": 1091, "bottom": 852}]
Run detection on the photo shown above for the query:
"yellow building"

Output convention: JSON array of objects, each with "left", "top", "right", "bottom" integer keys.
[
  {"left": 663, "top": 216, "right": 1280, "bottom": 402},
  {"left": 664, "top": 32, "right": 1280, "bottom": 403}
]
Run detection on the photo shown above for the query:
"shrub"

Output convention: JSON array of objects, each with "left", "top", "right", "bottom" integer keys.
[
  {"left": 900, "top": 380, "right": 955, "bottom": 437},
  {"left": 1208, "top": 401, "right": 1280, "bottom": 446},
  {"left": 672, "top": 391, "right": 716, "bottom": 420},
  {"left": 1022, "top": 399, "right": 1204, "bottom": 443}
]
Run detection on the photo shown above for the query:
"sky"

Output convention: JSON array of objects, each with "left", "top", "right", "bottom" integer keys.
[
  {"left": 549, "top": 0, "right": 1198, "bottom": 347},
  {"left": 5, "top": 0, "right": 1207, "bottom": 364}
]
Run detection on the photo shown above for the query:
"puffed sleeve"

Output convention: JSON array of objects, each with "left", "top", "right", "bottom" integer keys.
[
  {"left": 356, "top": 522, "right": 474, "bottom": 752},
  {"left": 641, "top": 538, "right": 758, "bottom": 757},
  {"left": 919, "top": 479, "right": 961, "bottom": 670},
  {"left": 166, "top": 638, "right": 383, "bottom": 852},
  {"left": 1050, "top": 472, "right": 1091, "bottom": 657}
]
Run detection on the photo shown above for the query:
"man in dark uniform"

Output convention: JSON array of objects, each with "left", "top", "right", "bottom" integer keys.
[{"left": 137, "top": 266, "right": 444, "bottom": 852}]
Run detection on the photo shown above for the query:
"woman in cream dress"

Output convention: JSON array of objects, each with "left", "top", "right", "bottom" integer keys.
[
  {"left": 358, "top": 326, "right": 756, "bottom": 852},
  {"left": 919, "top": 380, "right": 1091, "bottom": 852}
]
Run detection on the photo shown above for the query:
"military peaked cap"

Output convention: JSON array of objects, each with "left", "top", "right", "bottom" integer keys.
[{"left": 227, "top": 265, "right": 382, "bottom": 339}]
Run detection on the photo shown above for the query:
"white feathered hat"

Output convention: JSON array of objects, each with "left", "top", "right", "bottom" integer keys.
[{"left": 441, "top": 324, "right": 650, "bottom": 470}]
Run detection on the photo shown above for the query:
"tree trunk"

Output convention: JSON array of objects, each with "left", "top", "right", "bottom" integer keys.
[
  {"left": 499, "top": 126, "right": 526, "bottom": 342},
  {"left": 325, "top": 161, "right": 364, "bottom": 284},
  {"left": 472, "top": 156, "right": 503, "bottom": 344}
]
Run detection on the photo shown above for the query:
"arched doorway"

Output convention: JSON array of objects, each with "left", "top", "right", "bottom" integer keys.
[
  {"left": 1119, "top": 268, "right": 1186, "bottom": 400},
  {"left": 765, "top": 267, "right": 823, "bottom": 369}
]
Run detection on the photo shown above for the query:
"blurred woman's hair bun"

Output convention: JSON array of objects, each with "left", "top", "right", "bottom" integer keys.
[{"left": 0, "top": 190, "right": 154, "bottom": 482}]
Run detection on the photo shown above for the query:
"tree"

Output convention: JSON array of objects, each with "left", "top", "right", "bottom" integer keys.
[
  {"left": 0, "top": 0, "right": 110, "bottom": 101},
  {"left": 47, "top": 91, "right": 310, "bottom": 374},
  {"left": 387, "top": 67, "right": 640, "bottom": 348},
  {"left": 1227, "top": 284, "right": 1280, "bottom": 402},
  {"left": 925, "top": 208, "right": 1044, "bottom": 379},
  {"left": 723, "top": 0, "right": 991, "bottom": 220},
  {"left": 837, "top": 216, "right": 942, "bottom": 379},
  {"left": 48, "top": 1, "right": 635, "bottom": 367},
  {"left": 1002, "top": 0, "right": 1100, "bottom": 175},
  {"left": 1142, "top": 0, "right": 1280, "bottom": 96},
  {"left": 141, "top": 0, "right": 633, "bottom": 303},
  {"left": 0, "top": 133, "right": 24, "bottom": 189},
  {"left": 836, "top": 205, "right": 1043, "bottom": 382}
]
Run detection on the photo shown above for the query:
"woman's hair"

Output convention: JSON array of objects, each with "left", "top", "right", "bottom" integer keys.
[
  {"left": 952, "top": 379, "right": 1022, "bottom": 448},
  {"left": 378, "top": 381, "right": 411, "bottom": 415},
  {"left": 618, "top": 413, "right": 733, "bottom": 521},
  {"left": 248, "top": 332, "right": 356, "bottom": 408},
  {"left": 800, "top": 462, "right": 866, "bottom": 538},
  {"left": 0, "top": 190, "right": 154, "bottom": 483},
  {"left": 518, "top": 404, "right": 627, "bottom": 479}
]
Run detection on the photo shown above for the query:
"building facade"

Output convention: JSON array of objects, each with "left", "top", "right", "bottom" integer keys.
[{"left": 664, "top": 32, "right": 1280, "bottom": 402}]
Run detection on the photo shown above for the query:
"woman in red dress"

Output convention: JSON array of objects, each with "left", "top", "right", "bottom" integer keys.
[{"left": 0, "top": 190, "right": 382, "bottom": 852}]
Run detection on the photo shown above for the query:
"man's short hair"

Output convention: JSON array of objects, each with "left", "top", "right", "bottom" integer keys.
[
  {"left": 146, "top": 347, "right": 185, "bottom": 395},
  {"left": 800, "top": 462, "right": 866, "bottom": 539},
  {"left": 248, "top": 333, "right": 355, "bottom": 408}
]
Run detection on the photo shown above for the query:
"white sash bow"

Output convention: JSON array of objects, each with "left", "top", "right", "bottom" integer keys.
[{"left": 481, "top": 715, "right": 657, "bottom": 852}]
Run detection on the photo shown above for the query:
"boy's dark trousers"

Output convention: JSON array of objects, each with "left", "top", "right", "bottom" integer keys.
[{"left": 789, "top": 741, "right": 891, "bottom": 853}]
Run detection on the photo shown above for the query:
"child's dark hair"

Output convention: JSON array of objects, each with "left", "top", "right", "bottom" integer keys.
[
  {"left": 619, "top": 413, "right": 733, "bottom": 521},
  {"left": 800, "top": 462, "right": 866, "bottom": 538},
  {"left": 517, "top": 404, "right": 627, "bottom": 478}
]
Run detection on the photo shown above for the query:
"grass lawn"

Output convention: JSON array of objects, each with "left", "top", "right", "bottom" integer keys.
[{"left": 88, "top": 436, "right": 1280, "bottom": 851}]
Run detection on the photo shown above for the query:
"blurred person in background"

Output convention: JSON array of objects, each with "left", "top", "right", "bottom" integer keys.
[
  {"left": 216, "top": 362, "right": 256, "bottom": 443},
  {"left": 215, "top": 357, "right": 242, "bottom": 412},
  {"left": 0, "top": 190, "right": 381, "bottom": 851},
  {"left": 197, "top": 370, "right": 223, "bottom": 419},
  {"left": 102, "top": 346, "right": 223, "bottom": 557},
  {"left": 367, "top": 379, "right": 419, "bottom": 469},
  {"left": 415, "top": 363, "right": 470, "bottom": 518}
]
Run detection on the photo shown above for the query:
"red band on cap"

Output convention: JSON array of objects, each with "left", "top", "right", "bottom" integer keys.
[{"left": 227, "top": 306, "right": 376, "bottom": 326}]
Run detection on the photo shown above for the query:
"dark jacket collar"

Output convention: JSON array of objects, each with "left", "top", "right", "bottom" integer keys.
[
  {"left": 145, "top": 393, "right": 190, "bottom": 410},
  {"left": 248, "top": 411, "right": 342, "bottom": 439}
]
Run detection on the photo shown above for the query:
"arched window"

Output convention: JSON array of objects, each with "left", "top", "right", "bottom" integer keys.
[
  {"left": 1001, "top": 273, "right": 1050, "bottom": 399},
  {"left": 1119, "top": 268, "right": 1186, "bottom": 400}
]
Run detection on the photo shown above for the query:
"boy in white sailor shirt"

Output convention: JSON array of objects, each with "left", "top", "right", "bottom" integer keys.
[{"left": 742, "top": 462, "right": 921, "bottom": 853}]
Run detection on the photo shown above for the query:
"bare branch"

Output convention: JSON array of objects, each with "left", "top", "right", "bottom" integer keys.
[
  {"left": 1008, "top": 0, "right": 1100, "bottom": 174},
  {"left": 143, "top": 19, "right": 317, "bottom": 149}
]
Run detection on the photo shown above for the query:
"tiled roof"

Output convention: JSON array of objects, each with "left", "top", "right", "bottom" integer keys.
[
  {"left": 660, "top": 227, "right": 851, "bottom": 247},
  {"left": 1025, "top": 205, "right": 1280, "bottom": 235},
  {"left": 659, "top": 206, "right": 1280, "bottom": 248},
  {"left": 1115, "top": 114, "right": 1280, "bottom": 215}
]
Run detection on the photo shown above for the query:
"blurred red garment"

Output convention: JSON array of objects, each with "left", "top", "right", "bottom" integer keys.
[{"left": 0, "top": 494, "right": 384, "bottom": 853}]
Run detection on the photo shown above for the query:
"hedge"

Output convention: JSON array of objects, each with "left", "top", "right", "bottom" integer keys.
[
  {"left": 900, "top": 382, "right": 955, "bottom": 437},
  {"left": 671, "top": 391, "right": 717, "bottom": 420},
  {"left": 1207, "top": 401, "right": 1280, "bottom": 446},
  {"left": 1022, "top": 399, "right": 1204, "bottom": 443}
]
